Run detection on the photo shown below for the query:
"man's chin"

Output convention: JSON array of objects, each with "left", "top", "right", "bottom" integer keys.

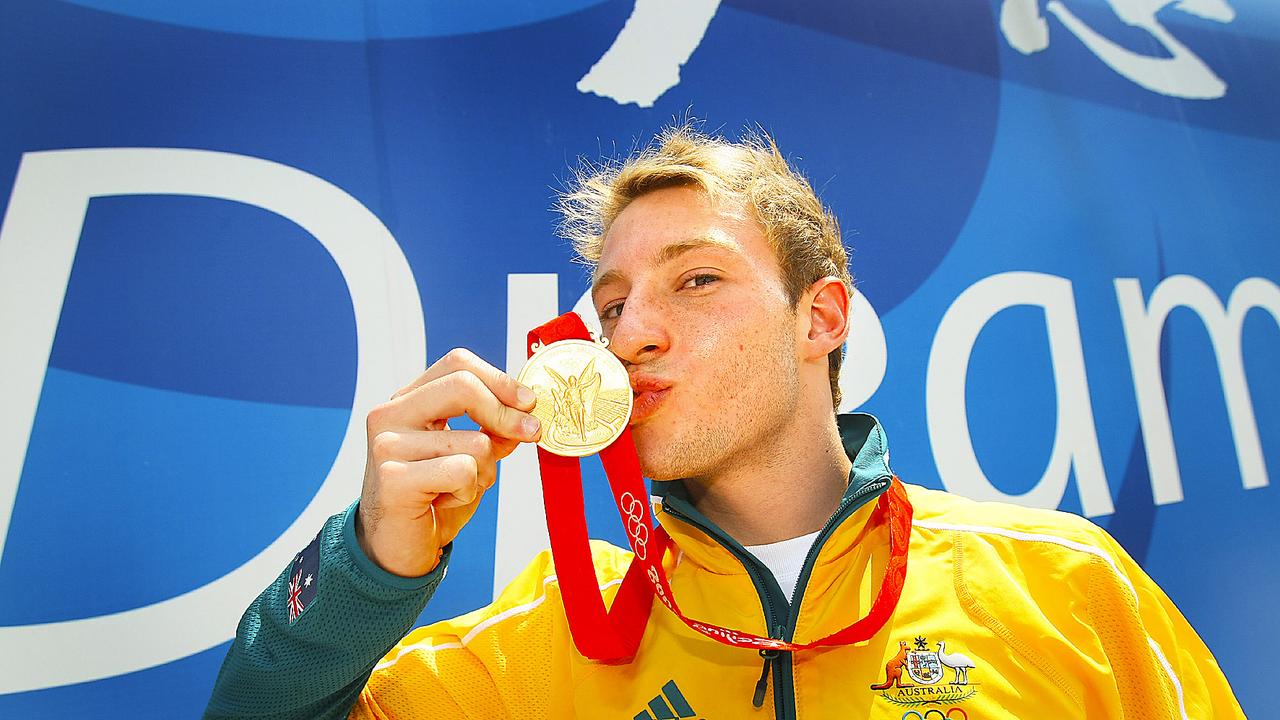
[
  {"left": 631, "top": 430, "right": 680, "bottom": 481},
  {"left": 634, "top": 448, "right": 674, "bottom": 482},
  {"left": 638, "top": 463, "right": 682, "bottom": 483},
  {"left": 632, "top": 435, "right": 708, "bottom": 483}
]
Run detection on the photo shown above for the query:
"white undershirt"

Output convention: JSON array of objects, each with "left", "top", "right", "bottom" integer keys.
[{"left": 744, "top": 530, "right": 821, "bottom": 603}]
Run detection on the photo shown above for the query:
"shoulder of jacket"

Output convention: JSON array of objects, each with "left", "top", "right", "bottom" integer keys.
[
  {"left": 487, "top": 539, "right": 635, "bottom": 609},
  {"left": 406, "top": 539, "right": 635, "bottom": 647},
  {"left": 903, "top": 482, "right": 1122, "bottom": 563}
]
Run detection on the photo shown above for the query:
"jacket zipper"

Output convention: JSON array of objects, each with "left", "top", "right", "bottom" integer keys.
[
  {"left": 661, "top": 499, "right": 790, "bottom": 717},
  {"left": 660, "top": 475, "right": 889, "bottom": 718},
  {"left": 752, "top": 632, "right": 783, "bottom": 708},
  {"left": 786, "top": 475, "right": 892, "bottom": 629},
  {"left": 777, "top": 476, "right": 892, "bottom": 717}
]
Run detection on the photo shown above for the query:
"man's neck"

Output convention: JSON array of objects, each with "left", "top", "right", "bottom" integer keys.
[{"left": 683, "top": 412, "right": 851, "bottom": 546}]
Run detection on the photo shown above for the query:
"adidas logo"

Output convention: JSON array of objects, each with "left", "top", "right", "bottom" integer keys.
[{"left": 632, "top": 680, "right": 701, "bottom": 719}]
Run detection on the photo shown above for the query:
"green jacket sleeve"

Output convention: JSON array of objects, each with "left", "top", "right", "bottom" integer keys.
[{"left": 203, "top": 501, "right": 451, "bottom": 719}]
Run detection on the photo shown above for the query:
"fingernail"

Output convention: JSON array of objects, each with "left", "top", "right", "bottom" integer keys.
[
  {"left": 517, "top": 386, "right": 536, "bottom": 407},
  {"left": 522, "top": 415, "right": 540, "bottom": 437}
]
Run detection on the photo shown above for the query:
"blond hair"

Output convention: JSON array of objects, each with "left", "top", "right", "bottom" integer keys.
[{"left": 557, "top": 123, "right": 853, "bottom": 407}]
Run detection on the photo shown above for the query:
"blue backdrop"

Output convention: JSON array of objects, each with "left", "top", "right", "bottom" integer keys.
[{"left": 0, "top": 0, "right": 1276, "bottom": 716}]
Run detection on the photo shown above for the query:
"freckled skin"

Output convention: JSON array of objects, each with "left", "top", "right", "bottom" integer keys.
[{"left": 593, "top": 186, "right": 804, "bottom": 483}]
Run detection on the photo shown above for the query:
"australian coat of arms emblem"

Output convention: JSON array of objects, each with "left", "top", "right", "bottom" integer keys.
[{"left": 871, "top": 636, "right": 979, "bottom": 707}]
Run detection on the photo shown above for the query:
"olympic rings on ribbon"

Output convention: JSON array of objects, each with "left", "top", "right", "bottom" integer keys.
[
  {"left": 619, "top": 491, "right": 649, "bottom": 560},
  {"left": 900, "top": 713, "right": 925, "bottom": 720},
  {"left": 946, "top": 709, "right": 969, "bottom": 719}
]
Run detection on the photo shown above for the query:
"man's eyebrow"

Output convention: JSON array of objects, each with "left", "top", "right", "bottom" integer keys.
[
  {"left": 653, "top": 234, "right": 740, "bottom": 266},
  {"left": 591, "top": 235, "right": 740, "bottom": 293},
  {"left": 592, "top": 267, "right": 625, "bottom": 296}
]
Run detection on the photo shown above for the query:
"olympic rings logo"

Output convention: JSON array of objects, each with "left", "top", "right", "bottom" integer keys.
[
  {"left": 619, "top": 491, "right": 649, "bottom": 560},
  {"left": 900, "top": 709, "right": 968, "bottom": 720}
]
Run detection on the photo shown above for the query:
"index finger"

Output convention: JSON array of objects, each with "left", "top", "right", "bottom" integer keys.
[
  {"left": 392, "top": 348, "right": 535, "bottom": 411},
  {"left": 384, "top": 370, "right": 541, "bottom": 441}
]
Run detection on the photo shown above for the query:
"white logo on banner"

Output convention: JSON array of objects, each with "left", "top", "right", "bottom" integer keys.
[
  {"left": 578, "top": 0, "right": 721, "bottom": 107},
  {"left": 1000, "top": 0, "right": 1235, "bottom": 99},
  {"left": 0, "top": 148, "right": 426, "bottom": 693},
  {"left": 581, "top": 0, "right": 1236, "bottom": 106}
]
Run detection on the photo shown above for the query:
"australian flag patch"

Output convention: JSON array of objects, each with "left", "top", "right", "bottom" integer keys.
[{"left": 286, "top": 531, "right": 320, "bottom": 624}]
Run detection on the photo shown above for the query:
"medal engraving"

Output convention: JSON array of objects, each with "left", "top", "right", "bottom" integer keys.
[{"left": 517, "top": 338, "right": 632, "bottom": 457}]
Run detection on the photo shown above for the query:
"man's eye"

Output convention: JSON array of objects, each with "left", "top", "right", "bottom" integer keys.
[
  {"left": 683, "top": 273, "right": 719, "bottom": 289},
  {"left": 600, "top": 301, "right": 624, "bottom": 320}
]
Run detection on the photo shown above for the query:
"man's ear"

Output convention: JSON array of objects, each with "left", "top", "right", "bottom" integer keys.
[{"left": 799, "top": 276, "right": 851, "bottom": 360}]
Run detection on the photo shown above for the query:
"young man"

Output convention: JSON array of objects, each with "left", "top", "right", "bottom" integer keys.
[{"left": 206, "top": 126, "right": 1244, "bottom": 718}]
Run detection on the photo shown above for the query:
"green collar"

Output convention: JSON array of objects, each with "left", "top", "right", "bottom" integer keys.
[{"left": 650, "top": 412, "right": 895, "bottom": 507}]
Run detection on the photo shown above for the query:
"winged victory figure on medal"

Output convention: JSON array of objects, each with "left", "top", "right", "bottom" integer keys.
[{"left": 544, "top": 358, "right": 630, "bottom": 447}]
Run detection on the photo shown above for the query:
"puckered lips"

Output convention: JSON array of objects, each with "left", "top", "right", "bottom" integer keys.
[{"left": 629, "top": 374, "right": 672, "bottom": 424}]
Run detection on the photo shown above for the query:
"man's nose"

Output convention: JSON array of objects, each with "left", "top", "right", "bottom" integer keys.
[{"left": 606, "top": 295, "right": 669, "bottom": 365}]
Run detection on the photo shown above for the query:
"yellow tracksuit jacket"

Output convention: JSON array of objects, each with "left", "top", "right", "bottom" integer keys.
[{"left": 350, "top": 415, "right": 1244, "bottom": 719}]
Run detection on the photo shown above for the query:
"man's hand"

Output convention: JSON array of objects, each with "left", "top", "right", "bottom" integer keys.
[{"left": 356, "top": 349, "right": 541, "bottom": 577}]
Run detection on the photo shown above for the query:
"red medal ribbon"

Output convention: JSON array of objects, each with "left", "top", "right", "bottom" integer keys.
[{"left": 529, "top": 312, "right": 912, "bottom": 663}]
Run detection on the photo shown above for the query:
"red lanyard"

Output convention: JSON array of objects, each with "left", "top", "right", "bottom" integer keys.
[{"left": 529, "top": 313, "right": 913, "bottom": 663}]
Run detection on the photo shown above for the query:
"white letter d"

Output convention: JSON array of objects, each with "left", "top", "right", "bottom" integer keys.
[{"left": 0, "top": 148, "right": 425, "bottom": 692}]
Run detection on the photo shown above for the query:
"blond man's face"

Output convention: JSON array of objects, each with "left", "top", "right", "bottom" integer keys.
[{"left": 591, "top": 186, "right": 804, "bottom": 481}]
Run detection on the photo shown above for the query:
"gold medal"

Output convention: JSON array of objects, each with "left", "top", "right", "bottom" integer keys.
[{"left": 517, "top": 337, "right": 633, "bottom": 457}]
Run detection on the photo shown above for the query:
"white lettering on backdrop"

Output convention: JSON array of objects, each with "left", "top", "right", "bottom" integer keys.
[
  {"left": 1116, "top": 275, "right": 1279, "bottom": 504},
  {"left": 926, "top": 272, "right": 1115, "bottom": 517},
  {"left": 0, "top": 148, "right": 425, "bottom": 693}
]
